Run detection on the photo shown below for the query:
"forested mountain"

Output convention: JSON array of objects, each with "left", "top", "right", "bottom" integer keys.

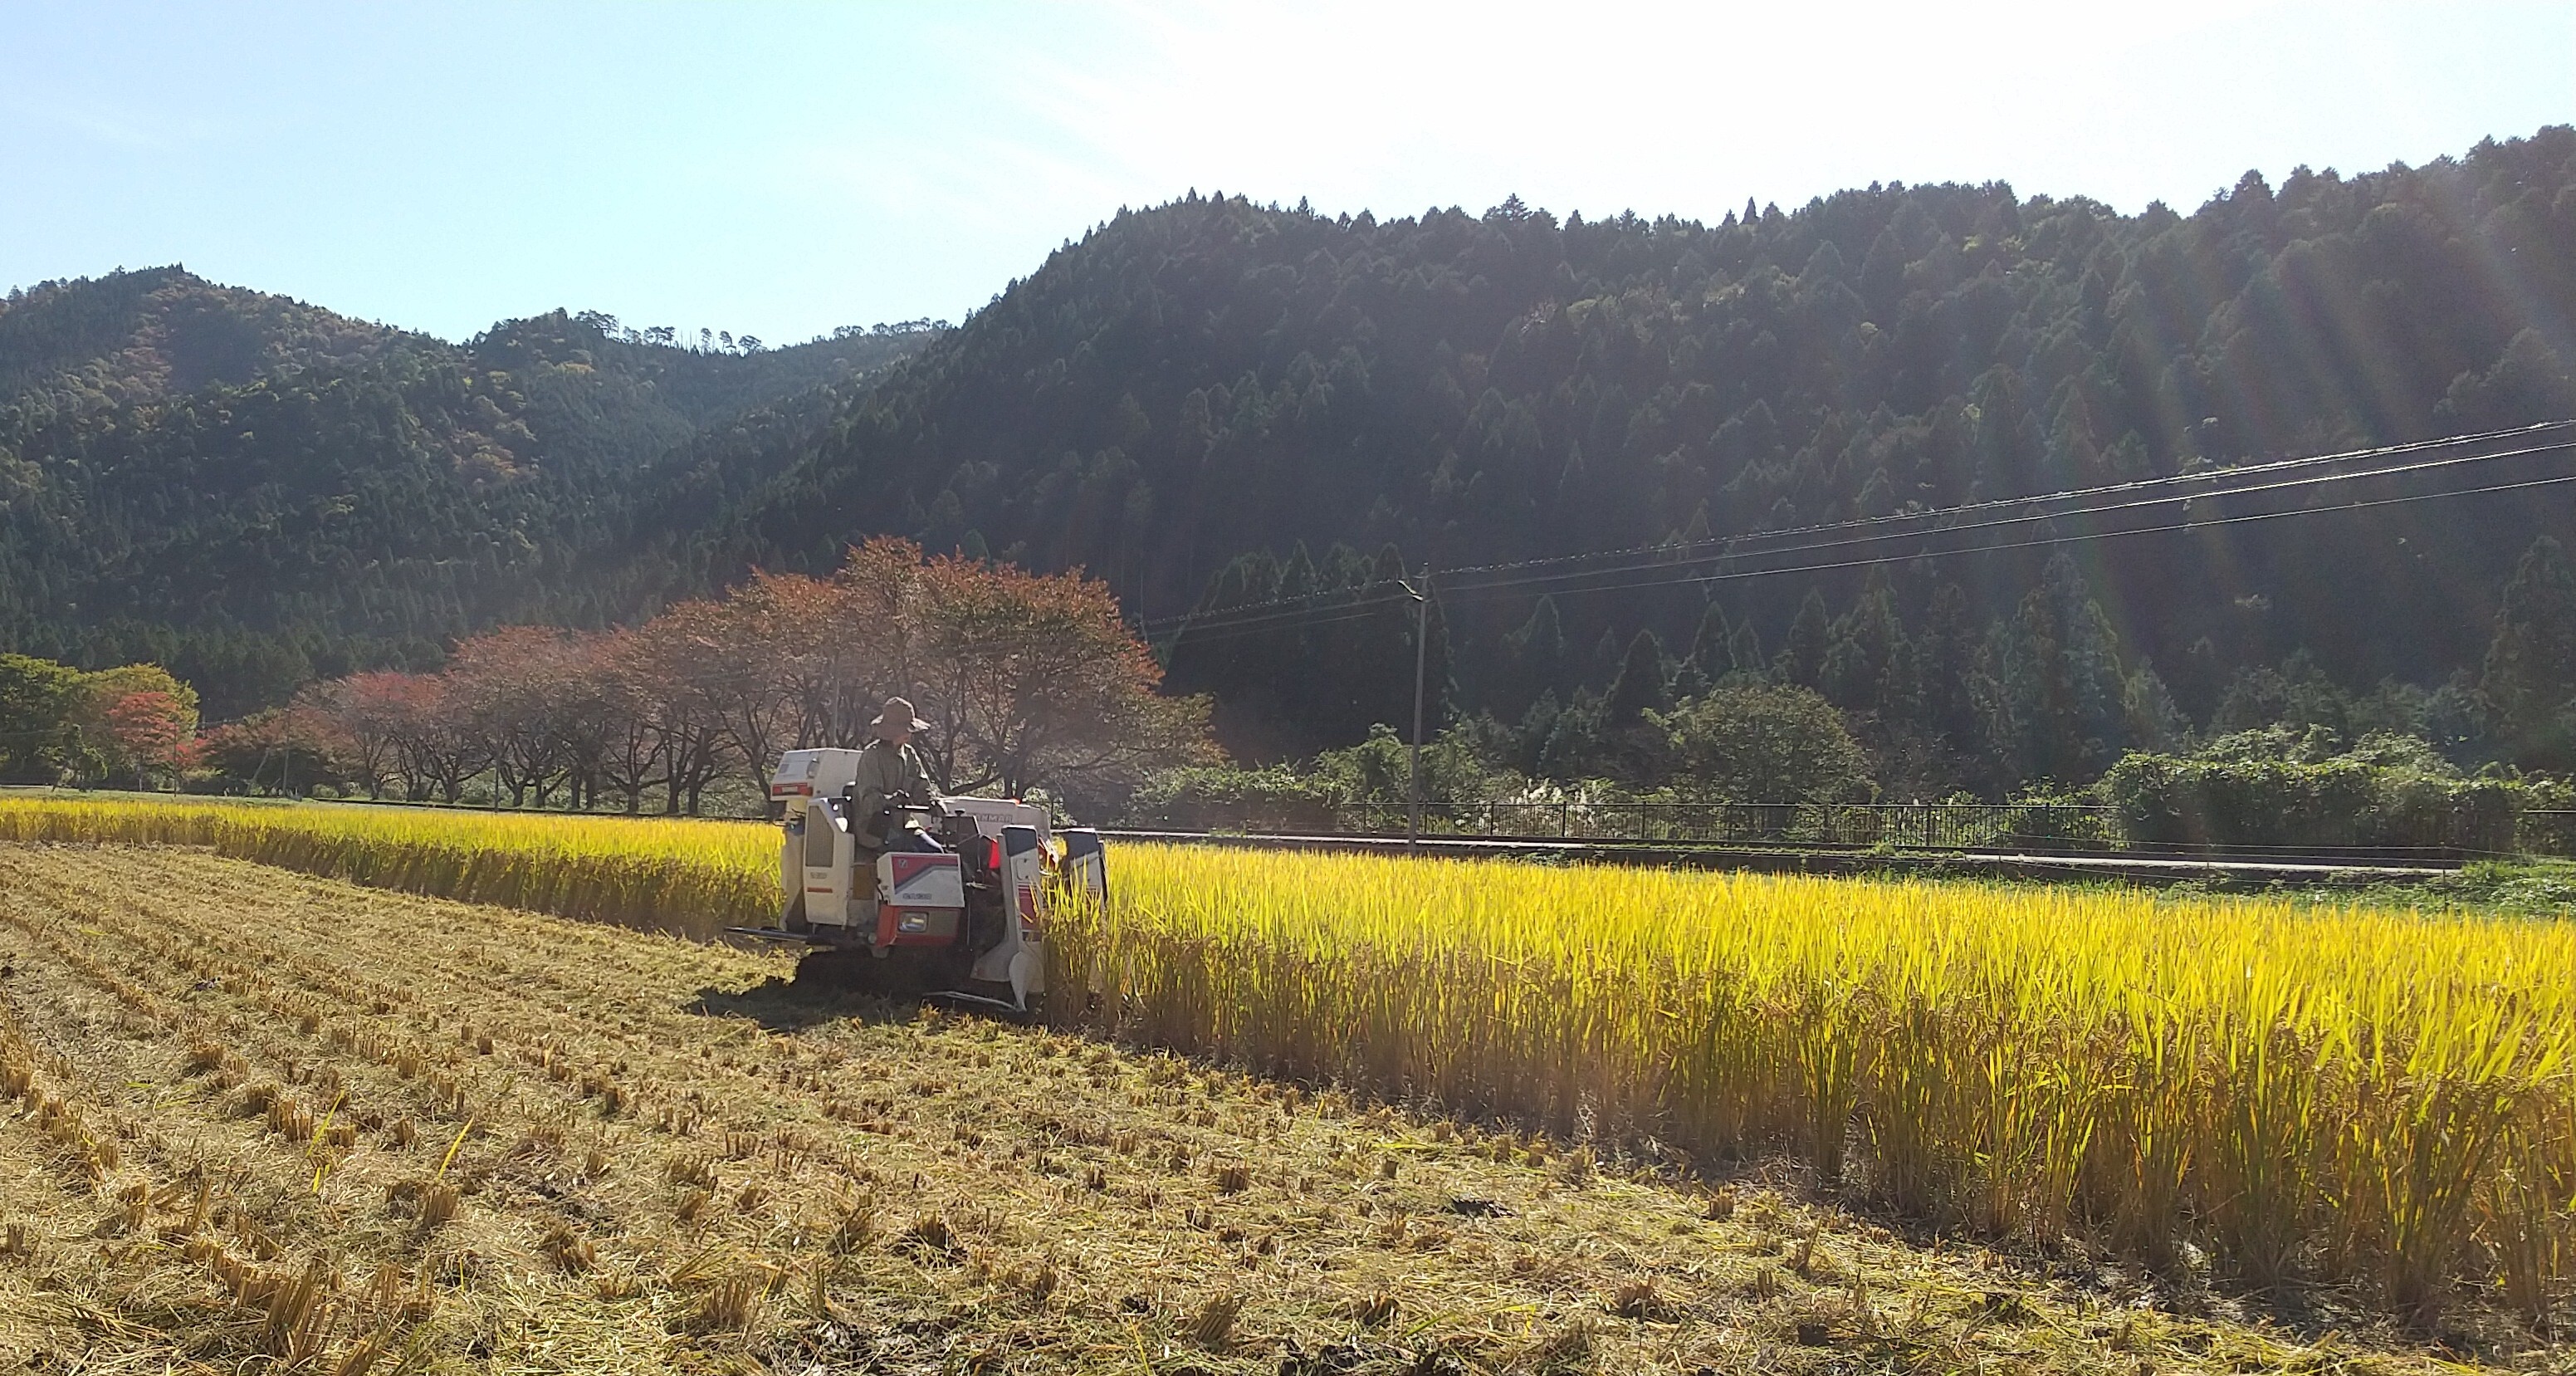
[
  {"left": 642, "top": 126, "right": 2576, "bottom": 787},
  {"left": 0, "top": 269, "right": 934, "bottom": 714},
  {"left": 9, "top": 127, "right": 2576, "bottom": 797}
]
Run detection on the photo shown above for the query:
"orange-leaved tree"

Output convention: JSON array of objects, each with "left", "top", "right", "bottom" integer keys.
[
  {"left": 100, "top": 690, "right": 193, "bottom": 786},
  {"left": 70, "top": 664, "right": 199, "bottom": 786},
  {"left": 909, "top": 549, "right": 1216, "bottom": 811},
  {"left": 289, "top": 538, "right": 1213, "bottom": 818},
  {"left": 289, "top": 678, "right": 394, "bottom": 796}
]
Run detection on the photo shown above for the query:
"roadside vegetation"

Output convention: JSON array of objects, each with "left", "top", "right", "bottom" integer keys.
[{"left": 1136, "top": 715, "right": 2573, "bottom": 861}]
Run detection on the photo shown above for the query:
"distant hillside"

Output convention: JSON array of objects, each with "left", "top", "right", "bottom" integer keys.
[
  {"left": 0, "top": 269, "right": 933, "bottom": 713},
  {"left": 642, "top": 127, "right": 2576, "bottom": 776},
  {"left": 10, "top": 128, "right": 2576, "bottom": 796},
  {"left": 0, "top": 266, "right": 409, "bottom": 409}
]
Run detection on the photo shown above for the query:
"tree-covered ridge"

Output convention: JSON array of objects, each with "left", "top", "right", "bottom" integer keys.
[
  {"left": 704, "top": 130, "right": 2576, "bottom": 580},
  {"left": 672, "top": 127, "right": 2576, "bottom": 779},
  {"left": 8, "top": 129, "right": 2576, "bottom": 801},
  {"left": 0, "top": 266, "right": 414, "bottom": 410},
  {"left": 0, "top": 272, "right": 936, "bottom": 716}
]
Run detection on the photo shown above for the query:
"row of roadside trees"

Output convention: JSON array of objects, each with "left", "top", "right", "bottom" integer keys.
[
  {"left": 0, "top": 656, "right": 201, "bottom": 788},
  {"left": 203, "top": 539, "right": 1216, "bottom": 818}
]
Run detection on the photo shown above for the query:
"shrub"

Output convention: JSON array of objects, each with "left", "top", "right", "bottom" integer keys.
[
  {"left": 2101, "top": 728, "right": 2528, "bottom": 852},
  {"left": 1127, "top": 725, "right": 1532, "bottom": 832},
  {"left": 1645, "top": 683, "right": 1874, "bottom": 803},
  {"left": 1123, "top": 765, "right": 1341, "bottom": 833},
  {"left": 1309, "top": 723, "right": 1526, "bottom": 807}
]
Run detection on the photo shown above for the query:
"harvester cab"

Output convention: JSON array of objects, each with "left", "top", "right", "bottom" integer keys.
[{"left": 730, "top": 747, "right": 1107, "bottom": 1014}]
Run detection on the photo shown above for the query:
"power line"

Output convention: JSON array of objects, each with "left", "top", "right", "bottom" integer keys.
[
  {"left": 1133, "top": 575, "right": 1405, "bottom": 637},
  {"left": 1454, "top": 468, "right": 2576, "bottom": 606},
  {"left": 1448, "top": 434, "right": 2576, "bottom": 600},
  {"left": 1443, "top": 420, "right": 2573, "bottom": 582},
  {"left": 1145, "top": 423, "right": 2576, "bottom": 641},
  {"left": 1161, "top": 464, "right": 2576, "bottom": 644},
  {"left": 1145, "top": 425, "right": 2562, "bottom": 634},
  {"left": 1146, "top": 595, "right": 1413, "bottom": 645}
]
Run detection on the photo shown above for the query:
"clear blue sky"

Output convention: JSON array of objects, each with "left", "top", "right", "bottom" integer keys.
[{"left": 5, "top": 2, "right": 2569, "bottom": 345}]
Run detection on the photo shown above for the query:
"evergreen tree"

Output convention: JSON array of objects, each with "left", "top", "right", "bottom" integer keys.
[
  {"left": 1537, "top": 688, "right": 1604, "bottom": 780},
  {"left": 0, "top": 653, "right": 79, "bottom": 780},
  {"left": 1602, "top": 629, "right": 1672, "bottom": 726},
  {"left": 1819, "top": 579, "right": 1907, "bottom": 711},
  {"left": 1498, "top": 596, "right": 1570, "bottom": 715},
  {"left": 1911, "top": 585, "right": 1977, "bottom": 747},
  {"left": 2482, "top": 535, "right": 2576, "bottom": 768},
  {"left": 1775, "top": 590, "right": 1832, "bottom": 688},
  {"left": 1724, "top": 617, "right": 1767, "bottom": 681},
  {"left": 1591, "top": 627, "right": 1624, "bottom": 681},
  {"left": 1977, "top": 554, "right": 2131, "bottom": 784},
  {"left": 2122, "top": 662, "right": 2187, "bottom": 753},
  {"left": 1684, "top": 602, "right": 1733, "bottom": 680}
]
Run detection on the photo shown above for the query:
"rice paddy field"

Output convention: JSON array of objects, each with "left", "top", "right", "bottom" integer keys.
[{"left": 0, "top": 795, "right": 2570, "bottom": 1373}]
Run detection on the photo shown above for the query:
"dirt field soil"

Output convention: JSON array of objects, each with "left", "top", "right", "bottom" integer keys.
[{"left": 0, "top": 844, "right": 2520, "bottom": 1374}]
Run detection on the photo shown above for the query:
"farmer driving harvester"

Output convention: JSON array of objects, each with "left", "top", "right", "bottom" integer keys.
[
  {"left": 749, "top": 697, "right": 1103, "bottom": 1012},
  {"left": 851, "top": 697, "right": 943, "bottom": 856}
]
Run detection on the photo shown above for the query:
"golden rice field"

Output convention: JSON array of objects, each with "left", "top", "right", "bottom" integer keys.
[
  {"left": 1, "top": 795, "right": 2572, "bottom": 1346},
  {"left": 9, "top": 842, "right": 2490, "bottom": 1376}
]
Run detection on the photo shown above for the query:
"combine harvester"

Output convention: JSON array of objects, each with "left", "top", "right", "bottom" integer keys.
[{"left": 727, "top": 748, "right": 1107, "bottom": 1015}]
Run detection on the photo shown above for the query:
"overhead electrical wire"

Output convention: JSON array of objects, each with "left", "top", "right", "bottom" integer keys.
[
  {"left": 1141, "top": 422, "right": 2576, "bottom": 644},
  {"left": 1444, "top": 432, "right": 2576, "bottom": 595},
  {"left": 1159, "top": 419, "right": 2565, "bottom": 636},
  {"left": 1150, "top": 424, "right": 2556, "bottom": 634},
  {"left": 1151, "top": 435, "right": 2576, "bottom": 640},
  {"left": 1450, "top": 436, "right": 2576, "bottom": 600},
  {"left": 1440, "top": 420, "right": 2575, "bottom": 582},
  {"left": 1143, "top": 425, "right": 2569, "bottom": 637},
  {"left": 1457, "top": 467, "right": 2576, "bottom": 605}
]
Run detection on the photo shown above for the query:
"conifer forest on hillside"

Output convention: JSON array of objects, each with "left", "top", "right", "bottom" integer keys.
[{"left": 6, "top": 127, "right": 2576, "bottom": 803}]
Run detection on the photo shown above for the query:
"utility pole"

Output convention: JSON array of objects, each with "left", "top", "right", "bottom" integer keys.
[{"left": 1405, "top": 564, "right": 1433, "bottom": 852}]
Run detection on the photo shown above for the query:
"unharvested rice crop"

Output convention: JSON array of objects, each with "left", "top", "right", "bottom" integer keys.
[
  {"left": 2, "top": 795, "right": 2571, "bottom": 1324},
  {"left": 1057, "top": 850, "right": 2576, "bottom": 1323},
  {"left": 0, "top": 797, "right": 773, "bottom": 938}
]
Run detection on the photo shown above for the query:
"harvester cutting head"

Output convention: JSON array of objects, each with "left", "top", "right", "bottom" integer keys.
[{"left": 742, "top": 748, "right": 1107, "bottom": 1013}]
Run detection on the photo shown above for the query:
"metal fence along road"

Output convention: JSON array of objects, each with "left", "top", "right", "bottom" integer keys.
[
  {"left": 1160, "top": 799, "right": 2576, "bottom": 863},
  {"left": 75, "top": 787, "right": 2576, "bottom": 864}
]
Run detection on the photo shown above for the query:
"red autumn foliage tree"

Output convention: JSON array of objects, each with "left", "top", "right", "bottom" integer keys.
[
  {"left": 912, "top": 550, "right": 1215, "bottom": 804},
  {"left": 288, "top": 678, "right": 392, "bottom": 796},
  {"left": 290, "top": 538, "right": 1212, "bottom": 815},
  {"left": 344, "top": 670, "right": 483, "bottom": 803},
  {"left": 100, "top": 690, "right": 192, "bottom": 784}
]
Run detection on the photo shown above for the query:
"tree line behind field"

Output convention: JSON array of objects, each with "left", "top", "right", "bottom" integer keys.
[
  {"left": 17, "top": 526, "right": 2574, "bottom": 854},
  {"left": 1140, "top": 535, "right": 2576, "bottom": 852},
  {"left": 1416, "top": 531, "right": 2576, "bottom": 802},
  {"left": 0, "top": 654, "right": 198, "bottom": 788},
  {"left": 196, "top": 539, "right": 1212, "bottom": 817}
]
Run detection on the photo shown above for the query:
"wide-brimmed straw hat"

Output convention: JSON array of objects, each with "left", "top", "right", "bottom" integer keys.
[{"left": 870, "top": 696, "right": 931, "bottom": 737}]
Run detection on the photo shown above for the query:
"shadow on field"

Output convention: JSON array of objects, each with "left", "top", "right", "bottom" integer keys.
[{"left": 685, "top": 975, "right": 919, "bottom": 1032}]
